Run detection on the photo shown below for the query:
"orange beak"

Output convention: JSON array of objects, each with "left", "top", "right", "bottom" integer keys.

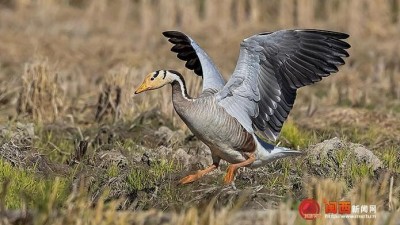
[
  {"left": 135, "top": 79, "right": 152, "bottom": 94},
  {"left": 134, "top": 82, "right": 150, "bottom": 94}
]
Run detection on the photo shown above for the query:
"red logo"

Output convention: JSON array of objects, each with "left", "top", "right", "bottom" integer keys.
[
  {"left": 299, "top": 199, "right": 320, "bottom": 220},
  {"left": 324, "top": 200, "right": 352, "bottom": 214}
]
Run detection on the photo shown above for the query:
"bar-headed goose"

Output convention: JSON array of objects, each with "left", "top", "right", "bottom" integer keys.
[{"left": 135, "top": 29, "right": 350, "bottom": 184}]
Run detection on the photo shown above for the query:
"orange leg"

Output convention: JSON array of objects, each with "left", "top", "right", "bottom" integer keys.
[
  {"left": 223, "top": 153, "right": 255, "bottom": 185},
  {"left": 179, "top": 163, "right": 218, "bottom": 185}
]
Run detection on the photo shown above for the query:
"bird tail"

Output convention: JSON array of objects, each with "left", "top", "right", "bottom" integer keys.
[
  {"left": 254, "top": 135, "right": 304, "bottom": 163},
  {"left": 271, "top": 146, "right": 304, "bottom": 157}
]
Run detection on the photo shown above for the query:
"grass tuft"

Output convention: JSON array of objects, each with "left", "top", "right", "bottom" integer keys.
[
  {"left": 106, "top": 164, "right": 120, "bottom": 178},
  {"left": 279, "top": 120, "right": 313, "bottom": 149},
  {"left": 33, "top": 128, "right": 75, "bottom": 163},
  {"left": 0, "top": 159, "right": 70, "bottom": 210},
  {"left": 16, "top": 60, "right": 66, "bottom": 123},
  {"left": 381, "top": 147, "right": 400, "bottom": 173},
  {"left": 127, "top": 159, "right": 178, "bottom": 191}
]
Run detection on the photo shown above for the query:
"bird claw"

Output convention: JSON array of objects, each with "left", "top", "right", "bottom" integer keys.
[
  {"left": 223, "top": 165, "right": 236, "bottom": 185},
  {"left": 178, "top": 174, "right": 199, "bottom": 185},
  {"left": 178, "top": 164, "right": 218, "bottom": 185}
]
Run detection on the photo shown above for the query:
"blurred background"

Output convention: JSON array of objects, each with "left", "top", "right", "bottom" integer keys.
[{"left": 0, "top": 0, "right": 399, "bottom": 126}]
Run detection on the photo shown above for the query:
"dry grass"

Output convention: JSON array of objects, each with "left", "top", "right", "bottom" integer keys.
[
  {"left": 16, "top": 60, "right": 66, "bottom": 123},
  {"left": 0, "top": 0, "right": 399, "bottom": 124},
  {"left": 1, "top": 176, "right": 398, "bottom": 225}
]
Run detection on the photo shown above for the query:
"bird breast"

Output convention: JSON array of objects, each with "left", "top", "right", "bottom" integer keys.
[{"left": 173, "top": 96, "right": 256, "bottom": 163}]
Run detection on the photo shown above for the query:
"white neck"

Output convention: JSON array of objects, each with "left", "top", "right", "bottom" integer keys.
[{"left": 166, "top": 71, "right": 193, "bottom": 101}]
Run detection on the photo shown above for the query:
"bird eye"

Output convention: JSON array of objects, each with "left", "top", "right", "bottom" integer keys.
[{"left": 150, "top": 77, "right": 155, "bottom": 81}]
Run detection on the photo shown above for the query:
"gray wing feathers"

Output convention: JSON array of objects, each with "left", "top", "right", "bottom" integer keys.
[
  {"left": 216, "top": 45, "right": 261, "bottom": 133},
  {"left": 163, "top": 31, "right": 225, "bottom": 91},
  {"left": 217, "top": 29, "right": 350, "bottom": 141},
  {"left": 189, "top": 40, "right": 226, "bottom": 91}
]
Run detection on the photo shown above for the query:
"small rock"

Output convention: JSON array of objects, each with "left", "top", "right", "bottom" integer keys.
[
  {"left": 307, "top": 138, "right": 383, "bottom": 176},
  {"left": 97, "top": 150, "right": 128, "bottom": 168},
  {"left": 186, "top": 141, "right": 212, "bottom": 158},
  {"left": 308, "top": 137, "right": 343, "bottom": 157},
  {"left": 16, "top": 122, "right": 35, "bottom": 139},
  {"left": 351, "top": 144, "right": 382, "bottom": 170},
  {"left": 188, "top": 155, "right": 212, "bottom": 170},
  {"left": 141, "top": 146, "right": 174, "bottom": 166},
  {"left": 154, "top": 126, "right": 184, "bottom": 146},
  {"left": 154, "top": 126, "right": 174, "bottom": 145},
  {"left": 155, "top": 126, "right": 174, "bottom": 142},
  {"left": 153, "top": 146, "right": 173, "bottom": 157},
  {"left": 173, "top": 148, "right": 191, "bottom": 167}
]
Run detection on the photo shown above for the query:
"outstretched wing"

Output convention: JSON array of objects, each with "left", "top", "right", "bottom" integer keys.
[
  {"left": 216, "top": 29, "right": 350, "bottom": 141},
  {"left": 163, "top": 31, "right": 225, "bottom": 91}
]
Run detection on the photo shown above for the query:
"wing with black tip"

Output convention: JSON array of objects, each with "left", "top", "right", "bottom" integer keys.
[
  {"left": 216, "top": 29, "right": 350, "bottom": 141},
  {"left": 163, "top": 31, "right": 225, "bottom": 92}
]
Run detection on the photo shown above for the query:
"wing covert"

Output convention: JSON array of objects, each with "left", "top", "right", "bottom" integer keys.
[{"left": 216, "top": 29, "right": 350, "bottom": 141}]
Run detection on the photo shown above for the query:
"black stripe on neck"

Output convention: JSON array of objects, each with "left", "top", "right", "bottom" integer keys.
[{"left": 169, "top": 70, "right": 191, "bottom": 99}]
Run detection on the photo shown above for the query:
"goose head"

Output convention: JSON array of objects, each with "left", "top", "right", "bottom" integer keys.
[{"left": 134, "top": 70, "right": 182, "bottom": 94}]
